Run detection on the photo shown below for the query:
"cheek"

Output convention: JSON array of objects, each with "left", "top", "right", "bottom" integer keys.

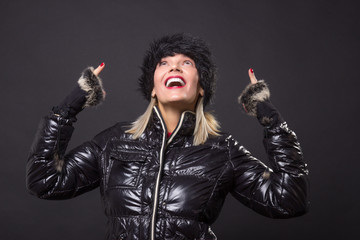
[
  {"left": 193, "top": 74, "right": 200, "bottom": 90},
  {"left": 153, "top": 69, "right": 159, "bottom": 81},
  {"left": 193, "top": 70, "right": 200, "bottom": 83},
  {"left": 153, "top": 70, "right": 162, "bottom": 89}
]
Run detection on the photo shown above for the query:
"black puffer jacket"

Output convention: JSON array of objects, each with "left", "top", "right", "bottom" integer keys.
[{"left": 27, "top": 69, "right": 309, "bottom": 240}]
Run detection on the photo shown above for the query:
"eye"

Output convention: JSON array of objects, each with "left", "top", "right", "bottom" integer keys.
[
  {"left": 183, "top": 60, "right": 194, "bottom": 66},
  {"left": 158, "top": 61, "right": 167, "bottom": 66}
]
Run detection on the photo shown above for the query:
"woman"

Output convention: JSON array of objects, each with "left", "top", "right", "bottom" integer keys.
[{"left": 27, "top": 33, "right": 309, "bottom": 240}]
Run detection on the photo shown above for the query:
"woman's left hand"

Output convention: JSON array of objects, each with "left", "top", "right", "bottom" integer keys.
[
  {"left": 248, "top": 68, "right": 257, "bottom": 84},
  {"left": 242, "top": 68, "right": 258, "bottom": 112}
]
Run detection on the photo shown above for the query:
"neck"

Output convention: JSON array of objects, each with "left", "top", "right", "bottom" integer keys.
[{"left": 157, "top": 104, "right": 185, "bottom": 133}]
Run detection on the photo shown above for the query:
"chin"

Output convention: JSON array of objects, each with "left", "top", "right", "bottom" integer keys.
[{"left": 168, "top": 99, "right": 196, "bottom": 110}]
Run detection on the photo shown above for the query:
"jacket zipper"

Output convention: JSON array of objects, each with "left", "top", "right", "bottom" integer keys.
[{"left": 151, "top": 108, "right": 186, "bottom": 240}]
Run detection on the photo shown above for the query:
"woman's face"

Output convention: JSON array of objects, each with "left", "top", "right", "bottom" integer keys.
[{"left": 152, "top": 53, "right": 204, "bottom": 111}]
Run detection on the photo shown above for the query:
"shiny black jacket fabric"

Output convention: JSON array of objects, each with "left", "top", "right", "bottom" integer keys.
[{"left": 27, "top": 104, "right": 309, "bottom": 240}]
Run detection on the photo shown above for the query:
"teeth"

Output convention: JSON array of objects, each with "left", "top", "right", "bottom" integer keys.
[{"left": 166, "top": 78, "right": 185, "bottom": 87}]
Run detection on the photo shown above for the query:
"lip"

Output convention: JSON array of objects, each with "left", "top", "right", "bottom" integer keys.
[{"left": 165, "top": 76, "right": 186, "bottom": 89}]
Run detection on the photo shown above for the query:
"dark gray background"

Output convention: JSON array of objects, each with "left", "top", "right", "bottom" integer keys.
[{"left": 1, "top": 0, "right": 359, "bottom": 239}]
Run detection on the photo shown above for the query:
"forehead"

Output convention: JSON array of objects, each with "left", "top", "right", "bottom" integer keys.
[{"left": 160, "top": 53, "right": 194, "bottom": 61}]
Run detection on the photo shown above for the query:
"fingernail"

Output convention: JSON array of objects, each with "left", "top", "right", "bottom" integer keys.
[
  {"left": 250, "top": 68, "right": 254, "bottom": 73},
  {"left": 100, "top": 62, "right": 105, "bottom": 67}
]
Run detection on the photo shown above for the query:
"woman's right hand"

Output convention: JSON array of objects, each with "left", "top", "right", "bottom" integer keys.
[
  {"left": 93, "top": 62, "right": 106, "bottom": 97},
  {"left": 93, "top": 62, "right": 105, "bottom": 76}
]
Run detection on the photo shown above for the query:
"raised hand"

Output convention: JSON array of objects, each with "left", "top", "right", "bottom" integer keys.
[
  {"left": 241, "top": 68, "right": 258, "bottom": 112},
  {"left": 93, "top": 62, "right": 105, "bottom": 76},
  {"left": 248, "top": 68, "right": 257, "bottom": 84},
  {"left": 93, "top": 62, "right": 106, "bottom": 97}
]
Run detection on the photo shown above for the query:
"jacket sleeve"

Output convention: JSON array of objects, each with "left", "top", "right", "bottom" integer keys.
[
  {"left": 26, "top": 115, "right": 103, "bottom": 199},
  {"left": 26, "top": 67, "right": 105, "bottom": 200},
  {"left": 229, "top": 81, "right": 309, "bottom": 218}
]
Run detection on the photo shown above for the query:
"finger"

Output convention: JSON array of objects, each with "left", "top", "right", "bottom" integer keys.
[
  {"left": 248, "top": 68, "right": 257, "bottom": 84},
  {"left": 93, "top": 62, "right": 105, "bottom": 76}
]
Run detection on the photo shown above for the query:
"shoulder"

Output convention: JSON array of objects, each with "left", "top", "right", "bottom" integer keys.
[
  {"left": 91, "top": 121, "right": 133, "bottom": 148},
  {"left": 207, "top": 132, "right": 251, "bottom": 157},
  {"left": 206, "top": 131, "right": 236, "bottom": 146}
]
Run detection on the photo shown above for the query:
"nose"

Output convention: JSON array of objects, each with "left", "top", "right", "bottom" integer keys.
[{"left": 169, "top": 64, "right": 182, "bottom": 73}]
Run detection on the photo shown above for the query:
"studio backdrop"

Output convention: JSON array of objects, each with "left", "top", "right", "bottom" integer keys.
[{"left": 1, "top": 0, "right": 359, "bottom": 239}]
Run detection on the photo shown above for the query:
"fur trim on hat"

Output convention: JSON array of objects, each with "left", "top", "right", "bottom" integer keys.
[
  {"left": 238, "top": 80, "right": 270, "bottom": 117},
  {"left": 139, "top": 33, "right": 217, "bottom": 106},
  {"left": 78, "top": 67, "right": 105, "bottom": 107}
]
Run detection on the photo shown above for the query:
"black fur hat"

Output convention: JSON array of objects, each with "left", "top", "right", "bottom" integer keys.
[{"left": 139, "top": 33, "right": 217, "bottom": 106}]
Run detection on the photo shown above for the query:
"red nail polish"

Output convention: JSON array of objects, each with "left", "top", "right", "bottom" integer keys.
[
  {"left": 250, "top": 68, "right": 254, "bottom": 73},
  {"left": 100, "top": 62, "right": 105, "bottom": 67}
]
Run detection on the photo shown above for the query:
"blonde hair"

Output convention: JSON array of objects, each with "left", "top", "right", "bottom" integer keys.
[{"left": 125, "top": 97, "right": 220, "bottom": 145}]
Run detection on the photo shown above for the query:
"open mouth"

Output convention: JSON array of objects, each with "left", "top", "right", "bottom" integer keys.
[{"left": 165, "top": 76, "right": 186, "bottom": 88}]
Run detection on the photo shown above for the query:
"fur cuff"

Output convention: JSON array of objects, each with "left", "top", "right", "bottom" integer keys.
[
  {"left": 238, "top": 80, "right": 270, "bottom": 117},
  {"left": 77, "top": 67, "right": 105, "bottom": 107}
]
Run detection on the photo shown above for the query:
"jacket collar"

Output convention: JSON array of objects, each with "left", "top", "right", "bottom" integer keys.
[{"left": 150, "top": 106, "right": 196, "bottom": 143}]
